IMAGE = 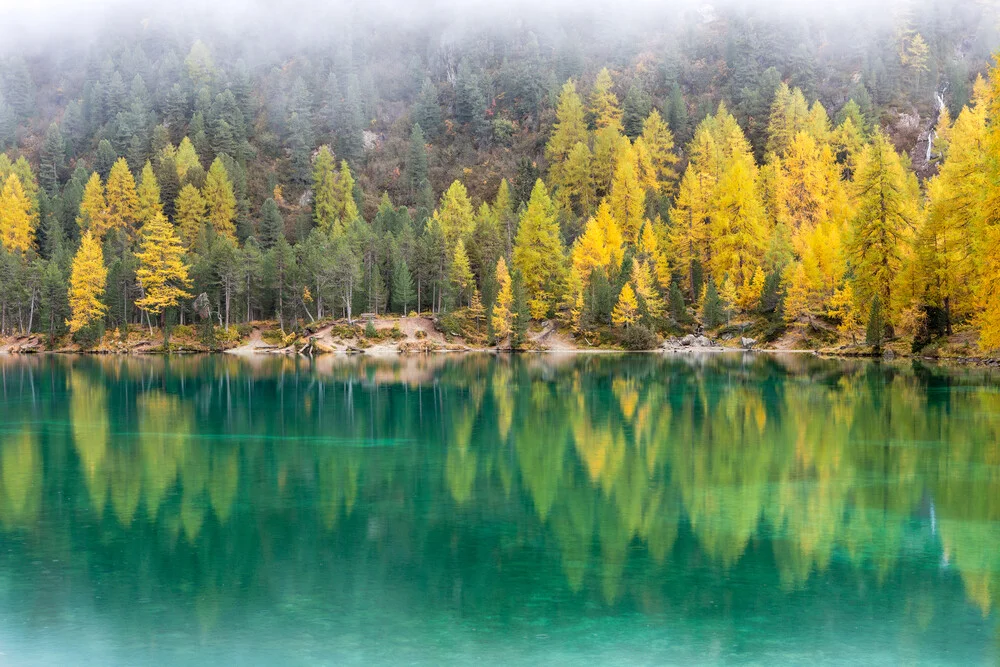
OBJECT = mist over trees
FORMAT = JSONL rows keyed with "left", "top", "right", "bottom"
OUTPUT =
{"left": 0, "top": 0, "right": 999, "bottom": 351}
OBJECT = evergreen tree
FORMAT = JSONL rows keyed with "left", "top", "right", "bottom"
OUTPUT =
{"left": 392, "top": 256, "right": 414, "bottom": 314}
{"left": 95, "top": 139, "right": 118, "bottom": 180}
{"left": 700, "top": 276, "right": 723, "bottom": 328}
{"left": 866, "top": 295, "right": 885, "bottom": 351}
{"left": 510, "top": 269, "right": 529, "bottom": 349}
{"left": 258, "top": 198, "right": 284, "bottom": 250}
{"left": 38, "top": 123, "right": 65, "bottom": 196}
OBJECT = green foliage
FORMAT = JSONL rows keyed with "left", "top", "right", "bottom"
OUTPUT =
{"left": 866, "top": 296, "right": 885, "bottom": 350}
{"left": 621, "top": 323, "right": 658, "bottom": 350}
{"left": 700, "top": 277, "right": 724, "bottom": 329}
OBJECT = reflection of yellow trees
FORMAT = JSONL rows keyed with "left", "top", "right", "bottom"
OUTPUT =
{"left": 7, "top": 354, "right": 1000, "bottom": 617}
{"left": 70, "top": 370, "right": 110, "bottom": 512}
{"left": 0, "top": 431, "right": 41, "bottom": 527}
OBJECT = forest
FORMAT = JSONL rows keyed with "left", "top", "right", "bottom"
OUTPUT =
{"left": 0, "top": 0, "right": 999, "bottom": 353}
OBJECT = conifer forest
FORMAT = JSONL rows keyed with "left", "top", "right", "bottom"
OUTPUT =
{"left": 0, "top": 0, "right": 999, "bottom": 355}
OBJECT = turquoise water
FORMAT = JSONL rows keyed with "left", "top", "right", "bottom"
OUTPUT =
{"left": 0, "top": 353, "right": 997, "bottom": 665}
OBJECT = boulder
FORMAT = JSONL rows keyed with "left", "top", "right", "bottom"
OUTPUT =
{"left": 740, "top": 337, "right": 757, "bottom": 349}
{"left": 680, "top": 334, "right": 696, "bottom": 346}
{"left": 695, "top": 335, "right": 713, "bottom": 347}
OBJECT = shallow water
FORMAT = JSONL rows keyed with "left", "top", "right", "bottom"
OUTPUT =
{"left": 0, "top": 352, "right": 997, "bottom": 665}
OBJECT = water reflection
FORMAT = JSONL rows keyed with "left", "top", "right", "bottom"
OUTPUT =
{"left": 0, "top": 353, "right": 998, "bottom": 663}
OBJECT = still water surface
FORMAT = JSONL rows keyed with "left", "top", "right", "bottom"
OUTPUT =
{"left": 0, "top": 353, "right": 997, "bottom": 665}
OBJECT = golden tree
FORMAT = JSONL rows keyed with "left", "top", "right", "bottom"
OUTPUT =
{"left": 202, "top": 158, "right": 237, "bottom": 239}
{"left": 105, "top": 158, "right": 139, "bottom": 235}
{"left": 67, "top": 231, "right": 107, "bottom": 333}
{"left": 612, "top": 283, "right": 639, "bottom": 327}
{"left": 77, "top": 172, "right": 108, "bottom": 236}
{"left": 0, "top": 174, "right": 35, "bottom": 253}
{"left": 135, "top": 212, "right": 192, "bottom": 328}
{"left": 492, "top": 256, "right": 513, "bottom": 340}
{"left": 175, "top": 184, "right": 207, "bottom": 249}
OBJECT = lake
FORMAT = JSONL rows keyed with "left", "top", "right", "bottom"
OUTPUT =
{"left": 0, "top": 353, "right": 997, "bottom": 665}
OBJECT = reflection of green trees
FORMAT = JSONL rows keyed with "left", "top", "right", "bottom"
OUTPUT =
{"left": 0, "top": 354, "right": 999, "bottom": 624}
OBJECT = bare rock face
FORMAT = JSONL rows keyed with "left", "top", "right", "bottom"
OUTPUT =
{"left": 663, "top": 334, "right": 717, "bottom": 351}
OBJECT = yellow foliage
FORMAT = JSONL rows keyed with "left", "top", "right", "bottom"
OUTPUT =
{"left": 67, "top": 231, "right": 108, "bottom": 333}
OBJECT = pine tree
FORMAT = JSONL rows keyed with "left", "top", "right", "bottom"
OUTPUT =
{"left": 511, "top": 269, "right": 529, "bottom": 349}
{"left": 38, "top": 123, "right": 65, "bottom": 196}
{"left": 202, "top": 158, "right": 237, "bottom": 239}
{"left": 392, "top": 256, "right": 414, "bottom": 314}
{"left": 700, "top": 276, "right": 723, "bottom": 328}
{"left": 135, "top": 212, "right": 192, "bottom": 328}
{"left": 866, "top": 295, "right": 885, "bottom": 350}
{"left": 175, "top": 184, "right": 206, "bottom": 249}
{"left": 136, "top": 161, "right": 162, "bottom": 228}
{"left": 105, "top": 158, "right": 139, "bottom": 235}
{"left": 512, "top": 180, "right": 566, "bottom": 319}
{"left": 0, "top": 174, "right": 35, "bottom": 253}
{"left": 668, "top": 281, "right": 687, "bottom": 323}
{"left": 258, "top": 198, "right": 284, "bottom": 250}
{"left": 406, "top": 124, "right": 432, "bottom": 208}
{"left": 66, "top": 231, "right": 107, "bottom": 334}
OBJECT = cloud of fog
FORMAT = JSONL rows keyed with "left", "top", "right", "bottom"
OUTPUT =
{"left": 0, "top": 0, "right": 917, "bottom": 57}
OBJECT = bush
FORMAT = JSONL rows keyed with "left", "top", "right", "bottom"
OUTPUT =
{"left": 172, "top": 324, "right": 196, "bottom": 339}
{"left": 621, "top": 325, "right": 658, "bottom": 350}
{"left": 236, "top": 323, "right": 253, "bottom": 338}
{"left": 365, "top": 319, "right": 377, "bottom": 338}
{"left": 415, "top": 329, "right": 427, "bottom": 340}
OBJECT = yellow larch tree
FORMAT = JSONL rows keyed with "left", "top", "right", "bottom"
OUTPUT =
{"left": 711, "top": 152, "right": 767, "bottom": 299}
{"left": 434, "top": 180, "right": 475, "bottom": 253}
{"left": 135, "top": 212, "right": 192, "bottom": 328}
{"left": 136, "top": 161, "right": 163, "bottom": 228}
{"left": 612, "top": 282, "right": 639, "bottom": 328}
{"left": 202, "top": 158, "right": 237, "bottom": 240}
{"left": 105, "top": 158, "right": 139, "bottom": 235}
{"left": 589, "top": 68, "right": 623, "bottom": 133}
{"left": 175, "top": 184, "right": 207, "bottom": 249}
{"left": 512, "top": 179, "right": 567, "bottom": 319}
{"left": 77, "top": 172, "right": 109, "bottom": 236}
{"left": 492, "top": 256, "right": 513, "bottom": 340}
{"left": 609, "top": 140, "right": 646, "bottom": 243}
{"left": 974, "top": 59, "right": 1000, "bottom": 350}
{"left": 546, "top": 80, "right": 589, "bottom": 202}
{"left": 66, "top": 231, "right": 107, "bottom": 333}
{"left": 630, "top": 258, "right": 663, "bottom": 319}
{"left": 0, "top": 174, "right": 36, "bottom": 253}
{"left": 639, "top": 109, "right": 679, "bottom": 194}
{"left": 174, "top": 137, "right": 201, "bottom": 181}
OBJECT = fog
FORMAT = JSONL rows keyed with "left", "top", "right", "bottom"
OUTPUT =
{"left": 0, "top": 0, "right": 940, "bottom": 56}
